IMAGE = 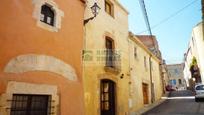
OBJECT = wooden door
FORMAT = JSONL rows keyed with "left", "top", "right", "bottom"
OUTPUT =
{"left": 101, "top": 79, "right": 116, "bottom": 115}
{"left": 142, "top": 83, "right": 149, "bottom": 104}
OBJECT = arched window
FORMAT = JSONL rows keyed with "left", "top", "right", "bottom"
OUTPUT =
{"left": 40, "top": 4, "right": 55, "bottom": 26}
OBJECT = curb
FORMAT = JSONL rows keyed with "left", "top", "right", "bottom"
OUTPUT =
{"left": 134, "top": 92, "right": 170, "bottom": 115}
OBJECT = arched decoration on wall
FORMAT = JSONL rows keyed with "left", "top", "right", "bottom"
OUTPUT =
{"left": 4, "top": 54, "right": 77, "bottom": 81}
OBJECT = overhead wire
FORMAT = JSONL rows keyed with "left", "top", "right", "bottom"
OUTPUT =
{"left": 139, "top": 0, "right": 153, "bottom": 35}
{"left": 137, "top": 0, "right": 200, "bottom": 34}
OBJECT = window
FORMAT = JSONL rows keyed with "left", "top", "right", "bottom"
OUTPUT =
{"left": 105, "top": 0, "right": 114, "bottom": 17}
{"left": 33, "top": 0, "right": 64, "bottom": 32}
{"left": 174, "top": 69, "right": 179, "bottom": 74}
{"left": 10, "top": 94, "right": 51, "bottom": 115}
{"left": 178, "top": 79, "right": 182, "bottom": 84}
{"left": 144, "top": 56, "right": 147, "bottom": 68}
{"left": 173, "top": 79, "right": 177, "bottom": 85}
{"left": 192, "top": 37, "right": 195, "bottom": 46}
{"left": 41, "top": 4, "right": 55, "bottom": 26}
{"left": 134, "top": 47, "right": 137, "bottom": 58}
{"left": 105, "top": 37, "right": 114, "bottom": 67}
{"left": 170, "top": 79, "right": 176, "bottom": 85}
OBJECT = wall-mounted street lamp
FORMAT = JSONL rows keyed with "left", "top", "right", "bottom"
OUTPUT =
{"left": 84, "top": 2, "right": 100, "bottom": 25}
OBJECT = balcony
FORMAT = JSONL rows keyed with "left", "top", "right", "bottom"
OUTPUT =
{"left": 104, "top": 49, "right": 121, "bottom": 74}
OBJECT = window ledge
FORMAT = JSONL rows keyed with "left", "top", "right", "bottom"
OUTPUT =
{"left": 37, "top": 21, "right": 58, "bottom": 32}
{"left": 104, "top": 66, "right": 121, "bottom": 74}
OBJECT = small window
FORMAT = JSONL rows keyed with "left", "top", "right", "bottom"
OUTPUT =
{"left": 178, "top": 79, "right": 182, "bottom": 84}
{"left": 174, "top": 69, "right": 179, "bottom": 74}
{"left": 144, "top": 56, "right": 147, "bottom": 68}
{"left": 173, "top": 79, "right": 177, "bottom": 85}
{"left": 10, "top": 94, "right": 51, "bottom": 115}
{"left": 105, "top": 0, "right": 114, "bottom": 17}
{"left": 134, "top": 47, "right": 137, "bottom": 58}
{"left": 41, "top": 4, "right": 55, "bottom": 26}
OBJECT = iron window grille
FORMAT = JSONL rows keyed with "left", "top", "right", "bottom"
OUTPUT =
{"left": 10, "top": 94, "right": 52, "bottom": 115}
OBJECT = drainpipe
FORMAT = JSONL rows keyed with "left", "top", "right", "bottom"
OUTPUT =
{"left": 149, "top": 55, "right": 154, "bottom": 103}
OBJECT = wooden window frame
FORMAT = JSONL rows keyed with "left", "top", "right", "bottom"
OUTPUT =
{"left": 105, "top": 0, "right": 114, "bottom": 17}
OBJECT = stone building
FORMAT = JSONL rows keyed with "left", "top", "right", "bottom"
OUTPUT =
{"left": 136, "top": 35, "right": 168, "bottom": 94}
{"left": 128, "top": 32, "right": 163, "bottom": 114}
{"left": 0, "top": 0, "right": 85, "bottom": 115}
{"left": 167, "top": 64, "right": 186, "bottom": 90}
{"left": 83, "top": 0, "right": 130, "bottom": 115}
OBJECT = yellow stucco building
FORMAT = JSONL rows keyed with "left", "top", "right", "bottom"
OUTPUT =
{"left": 83, "top": 0, "right": 130, "bottom": 115}
{"left": 128, "top": 32, "right": 163, "bottom": 114}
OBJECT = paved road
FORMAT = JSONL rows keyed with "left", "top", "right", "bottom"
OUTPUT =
{"left": 143, "top": 90, "right": 204, "bottom": 115}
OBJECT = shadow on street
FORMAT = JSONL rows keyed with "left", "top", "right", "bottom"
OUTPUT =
{"left": 143, "top": 90, "right": 204, "bottom": 115}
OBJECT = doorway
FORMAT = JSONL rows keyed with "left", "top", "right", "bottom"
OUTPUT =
{"left": 142, "top": 83, "right": 149, "bottom": 104}
{"left": 101, "top": 79, "right": 116, "bottom": 115}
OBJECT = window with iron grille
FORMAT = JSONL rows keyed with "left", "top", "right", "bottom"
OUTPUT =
{"left": 40, "top": 4, "right": 55, "bottom": 26}
{"left": 105, "top": 37, "right": 114, "bottom": 68}
{"left": 10, "top": 94, "right": 51, "bottom": 115}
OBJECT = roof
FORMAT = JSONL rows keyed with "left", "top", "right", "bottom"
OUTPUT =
{"left": 129, "top": 32, "right": 160, "bottom": 63}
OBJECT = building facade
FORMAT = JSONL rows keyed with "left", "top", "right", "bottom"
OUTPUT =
{"left": 0, "top": 0, "right": 85, "bottom": 115}
{"left": 128, "top": 32, "right": 163, "bottom": 114}
{"left": 136, "top": 35, "right": 168, "bottom": 94}
{"left": 183, "top": 47, "right": 194, "bottom": 88}
{"left": 161, "top": 60, "right": 170, "bottom": 92}
{"left": 83, "top": 0, "right": 130, "bottom": 115}
{"left": 167, "top": 64, "right": 186, "bottom": 90}
{"left": 183, "top": 22, "right": 204, "bottom": 89}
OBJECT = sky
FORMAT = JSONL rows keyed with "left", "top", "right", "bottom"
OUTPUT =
{"left": 119, "top": 0, "right": 202, "bottom": 64}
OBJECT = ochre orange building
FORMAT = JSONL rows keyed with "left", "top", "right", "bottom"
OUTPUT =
{"left": 0, "top": 0, "right": 85, "bottom": 115}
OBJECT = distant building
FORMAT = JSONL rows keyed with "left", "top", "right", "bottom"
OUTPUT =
{"left": 161, "top": 60, "right": 170, "bottom": 92}
{"left": 167, "top": 64, "right": 186, "bottom": 90}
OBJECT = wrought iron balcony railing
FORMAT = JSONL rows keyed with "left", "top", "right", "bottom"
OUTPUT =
{"left": 104, "top": 49, "right": 121, "bottom": 73}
